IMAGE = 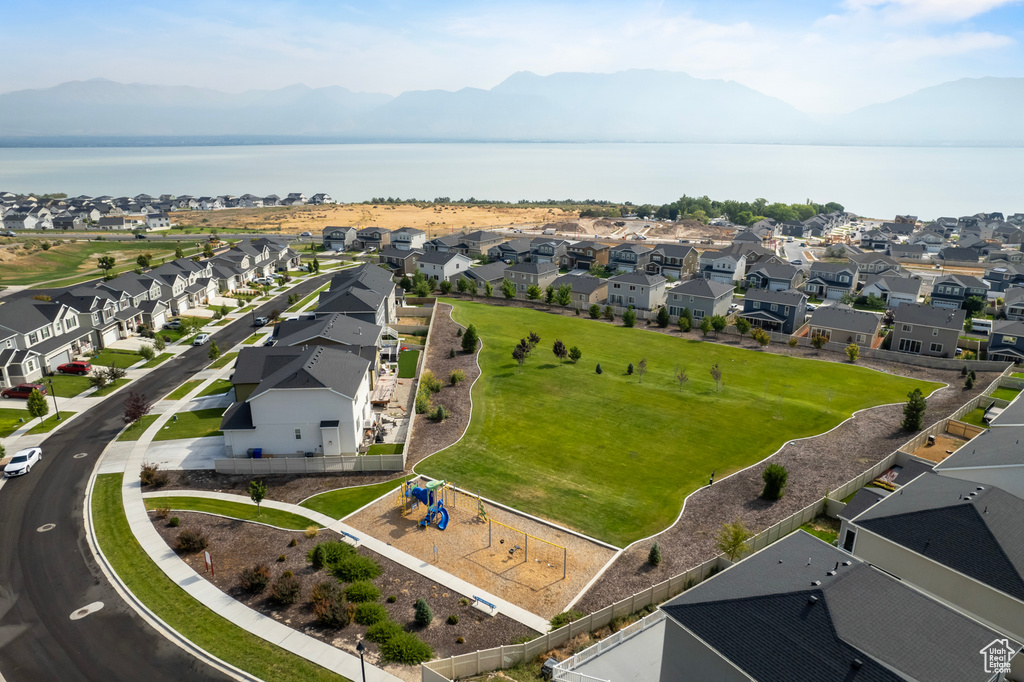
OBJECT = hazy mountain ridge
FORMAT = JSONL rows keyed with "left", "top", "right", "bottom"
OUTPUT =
{"left": 0, "top": 72, "right": 1020, "bottom": 145}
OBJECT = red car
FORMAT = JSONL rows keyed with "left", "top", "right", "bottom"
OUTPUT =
{"left": 1, "top": 383, "right": 47, "bottom": 399}
{"left": 57, "top": 361, "right": 92, "bottom": 375}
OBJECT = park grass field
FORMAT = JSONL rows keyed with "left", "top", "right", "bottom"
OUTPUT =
{"left": 417, "top": 300, "right": 942, "bottom": 546}
{"left": 0, "top": 240, "right": 199, "bottom": 286}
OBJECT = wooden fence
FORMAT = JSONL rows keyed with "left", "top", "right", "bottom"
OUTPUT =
{"left": 214, "top": 454, "right": 404, "bottom": 475}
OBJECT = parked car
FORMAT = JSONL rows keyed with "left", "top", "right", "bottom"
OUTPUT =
{"left": 163, "top": 319, "right": 183, "bottom": 330}
{"left": 4, "top": 447, "right": 42, "bottom": 477}
{"left": 253, "top": 317, "right": 269, "bottom": 327}
{"left": 134, "top": 233, "right": 147, "bottom": 240}
{"left": 1, "top": 383, "right": 47, "bottom": 399}
{"left": 3, "top": 230, "right": 17, "bottom": 237}
{"left": 790, "top": 259, "right": 803, "bottom": 266}
{"left": 300, "top": 231, "right": 313, "bottom": 237}
{"left": 252, "top": 277, "right": 273, "bottom": 286}
{"left": 263, "top": 339, "right": 276, "bottom": 347}
{"left": 57, "top": 361, "right": 92, "bottom": 375}
{"left": 192, "top": 333, "right": 210, "bottom": 346}
{"left": 806, "top": 303, "right": 818, "bottom": 311}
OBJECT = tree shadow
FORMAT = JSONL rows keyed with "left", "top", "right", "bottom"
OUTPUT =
{"left": 537, "top": 363, "right": 558, "bottom": 370}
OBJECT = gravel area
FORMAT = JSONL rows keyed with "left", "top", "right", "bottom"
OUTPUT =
{"left": 151, "top": 512, "right": 535, "bottom": 680}
{"left": 154, "top": 470, "right": 405, "bottom": 504}
{"left": 406, "top": 302, "right": 481, "bottom": 467}
{"left": 573, "top": 368, "right": 997, "bottom": 613}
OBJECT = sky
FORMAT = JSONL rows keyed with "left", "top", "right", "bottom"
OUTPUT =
{"left": 3, "top": 0, "right": 1023, "bottom": 113}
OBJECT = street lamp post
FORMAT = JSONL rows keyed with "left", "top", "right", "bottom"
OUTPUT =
{"left": 46, "top": 379, "right": 61, "bottom": 421}
{"left": 356, "top": 641, "right": 366, "bottom": 682}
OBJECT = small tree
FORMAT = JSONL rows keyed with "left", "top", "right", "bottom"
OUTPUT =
{"left": 636, "top": 358, "right": 648, "bottom": 383}
{"left": 136, "top": 253, "right": 153, "bottom": 270}
{"left": 461, "top": 324, "right": 479, "bottom": 353}
{"left": 154, "top": 334, "right": 166, "bottom": 351}
{"left": 902, "top": 388, "right": 927, "bottom": 432}
{"left": 203, "top": 243, "right": 215, "bottom": 258}
{"left": 484, "top": 281, "right": 493, "bottom": 298}
{"left": 622, "top": 307, "right": 637, "bottom": 328}
{"left": 174, "top": 246, "right": 185, "bottom": 259}
{"left": 97, "top": 256, "right": 115, "bottom": 279}
{"left": 751, "top": 328, "right": 770, "bottom": 347}
{"left": 716, "top": 518, "right": 753, "bottom": 562}
{"left": 122, "top": 389, "right": 152, "bottom": 425}
{"left": 627, "top": 363, "right": 634, "bottom": 375}
{"left": 965, "top": 374, "right": 975, "bottom": 390}
{"left": 455, "top": 276, "right": 470, "bottom": 294}
{"left": 545, "top": 285, "right": 555, "bottom": 304}
{"left": 555, "top": 284, "right": 573, "bottom": 307}
{"left": 568, "top": 346, "right": 582, "bottom": 363}
{"left": 414, "top": 598, "right": 433, "bottom": 626}
{"left": 761, "top": 463, "right": 789, "bottom": 501}
{"left": 709, "top": 363, "right": 722, "bottom": 392}
{"left": 526, "top": 284, "right": 542, "bottom": 301}
{"left": 138, "top": 344, "right": 155, "bottom": 361}
{"left": 27, "top": 388, "right": 49, "bottom": 425}
{"left": 675, "top": 365, "right": 689, "bottom": 390}
{"left": 603, "top": 305, "right": 615, "bottom": 321}
{"left": 528, "top": 331, "right": 541, "bottom": 351}
{"left": 501, "top": 278, "right": 516, "bottom": 300}
{"left": 699, "top": 317, "right": 712, "bottom": 337}
{"left": 552, "top": 339, "right": 568, "bottom": 363}
{"left": 208, "top": 340, "right": 221, "bottom": 360}
{"left": 810, "top": 334, "right": 828, "bottom": 350}
{"left": 678, "top": 316, "right": 692, "bottom": 333}
{"left": 512, "top": 344, "right": 526, "bottom": 372}
{"left": 656, "top": 306, "right": 670, "bottom": 328}
{"left": 311, "top": 256, "right": 320, "bottom": 273}
{"left": 845, "top": 343, "right": 859, "bottom": 363}
{"left": 710, "top": 314, "right": 727, "bottom": 337}
{"left": 439, "top": 279, "right": 452, "bottom": 294}
{"left": 589, "top": 304, "right": 600, "bottom": 319}
{"left": 648, "top": 542, "right": 662, "bottom": 567}
{"left": 735, "top": 317, "right": 751, "bottom": 337}
{"left": 595, "top": 363, "right": 603, "bottom": 374}
{"left": 248, "top": 479, "right": 267, "bottom": 517}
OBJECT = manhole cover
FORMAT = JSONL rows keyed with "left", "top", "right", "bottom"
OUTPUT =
{"left": 73, "top": 453, "right": 89, "bottom": 459}
{"left": 69, "top": 602, "right": 104, "bottom": 620}
{"left": 37, "top": 523, "right": 56, "bottom": 533}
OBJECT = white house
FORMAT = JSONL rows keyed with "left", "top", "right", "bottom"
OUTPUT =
{"left": 145, "top": 213, "right": 171, "bottom": 229}
{"left": 416, "top": 251, "right": 473, "bottom": 283}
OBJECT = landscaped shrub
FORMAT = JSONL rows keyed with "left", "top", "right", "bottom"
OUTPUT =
{"left": 168, "top": 516, "right": 180, "bottom": 527}
{"left": 965, "top": 375, "right": 974, "bottom": 389}
{"left": 333, "top": 553, "right": 382, "bottom": 582}
{"left": 270, "top": 572, "right": 302, "bottom": 605}
{"left": 415, "top": 387, "right": 433, "bottom": 414}
{"left": 414, "top": 598, "right": 434, "bottom": 626}
{"left": 761, "top": 463, "right": 789, "bottom": 501}
{"left": 421, "top": 371, "right": 443, "bottom": 393}
{"left": 289, "top": 538, "right": 298, "bottom": 547}
{"left": 278, "top": 554, "right": 287, "bottom": 562}
{"left": 311, "top": 580, "right": 344, "bottom": 604}
{"left": 622, "top": 307, "right": 637, "bottom": 328}
{"left": 239, "top": 564, "right": 271, "bottom": 593}
{"left": 139, "top": 462, "right": 169, "bottom": 488}
{"left": 449, "top": 347, "right": 456, "bottom": 358}
{"left": 456, "top": 327, "right": 463, "bottom": 337}
{"left": 154, "top": 505, "right": 170, "bottom": 519}
{"left": 449, "top": 369, "right": 465, "bottom": 385}
{"left": 344, "top": 580, "right": 381, "bottom": 603}
{"left": 304, "top": 526, "right": 319, "bottom": 539}
{"left": 447, "top": 614, "right": 459, "bottom": 625}
{"left": 589, "top": 304, "right": 600, "bottom": 319}
{"left": 429, "top": 404, "right": 450, "bottom": 422}
{"left": 379, "top": 631, "right": 434, "bottom": 665}
{"left": 461, "top": 324, "right": 479, "bottom": 353}
{"left": 550, "top": 609, "right": 584, "bottom": 629}
{"left": 648, "top": 542, "right": 661, "bottom": 566}
{"left": 366, "top": 619, "right": 404, "bottom": 644}
{"left": 627, "top": 363, "right": 634, "bottom": 375}
{"left": 354, "top": 602, "right": 389, "bottom": 626}
{"left": 174, "top": 529, "right": 209, "bottom": 553}
{"left": 138, "top": 344, "right": 156, "bottom": 361}
{"left": 456, "top": 636, "right": 465, "bottom": 644}
{"left": 595, "top": 363, "right": 602, "bottom": 374}
{"left": 387, "top": 595, "right": 398, "bottom": 603}
{"left": 308, "top": 540, "right": 353, "bottom": 570}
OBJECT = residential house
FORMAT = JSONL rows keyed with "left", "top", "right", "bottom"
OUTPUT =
{"left": 807, "top": 305, "right": 881, "bottom": 347}
{"left": 457, "top": 262, "right": 507, "bottom": 294}
{"left": 1005, "top": 287, "right": 1024, "bottom": 321}
{"left": 415, "top": 251, "right": 473, "bottom": 284}
{"left": 273, "top": 314, "right": 383, "bottom": 367}
{"left": 322, "top": 226, "right": 358, "bottom": 251}
{"left": 930, "top": 274, "right": 988, "bottom": 310}
{"left": 959, "top": 238, "right": 1001, "bottom": 259}
{"left": 3, "top": 213, "right": 38, "bottom": 230}
{"left": 778, "top": 219, "right": 805, "bottom": 238}
{"left": 645, "top": 244, "right": 699, "bottom": 280}
{"left": 458, "top": 230, "right": 504, "bottom": 256}
{"left": 804, "top": 263, "right": 857, "bottom": 300}
{"left": 560, "top": 241, "right": 610, "bottom": 271}
{"left": 860, "top": 274, "right": 921, "bottom": 308}
{"left": 54, "top": 287, "right": 121, "bottom": 348}
{"left": 988, "top": 250, "right": 1024, "bottom": 265}
{"left": 52, "top": 215, "right": 85, "bottom": 231}
{"left": 984, "top": 264, "right": 1024, "bottom": 293}
{"left": 377, "top": 247, "right": 422, "bottom": 276}
{"left": 848, "top": 253, "right": 902, "bottom": 282}
{"left": 986, "top": 320, "right": 1024, "bottom": 363}
{"left": 859, "top": 230, "right": 891, "bottom": 251}
{"left": 97, "top": 216, "right": 132, "bottom": 230}
{"left": 938, "top": 246, "right": 981, "bottom": 263}
{"left": 487, "top": 238, "right": 532, "bottom": 264}
{"left": 745, "top": 263, "right": 802, "bottom": 292}
{"left": 145, "top": 213, "right": 171, "bottom": 229}
{"left": 607, "top": 243, "right": 652, "bottom": 273}
{"left": 731, "top": 230, "right": 763, "bottom": 245}
{"left": 550, "top": 274, "right": 608, "bottom": 309}
{"left": 894, "top": 214, "right": 918, "bottom": 224}
{"left": 220, "top": 345, "right": 373, "bottom": 458}
{"left": 890, "top": 304, "right": 965, "bottom": 357}
{"left": 667, "top": 279, "right": 733, "bottom": 321}
{"left": 262, "top": 195, "right": 281, "bottom": 207}
{"left": 739, "top": 289, "right": 807, "bottom": 334}
{"left": 283, "top": 192, "right": 307, "bottom": 206}
{"left": 0, "top": 298, "right": 93, "bottom": 377}
{"left": 606, "top": 273, "right": 667, "bottom": 311}
{"left": 879, "top": 221, "right": 916, "bottom": 238}
{"left": 529, "top": 238, "right": 569, "bottom": 264}
{"left": 909, "top": 229, "right": 945, "bottom": 253}
{"left": 887, "top": 243, "right": 929, "bottom": 260}
{"left": 97, "top": 272, "right": 169, "bottom": 331}
{"left": 389, "top": 227, "right": 426, "bottom": 251}
{"left": 315, "top": 264, "right": 398, "bottom": 327}
{"left": 250, "top": 237, "right": 300, "bottom": 272}
{"left": 355, "top": 227, "right": 391, "bottom": 252}
{"left": 699, "top": 251, "right": 746, "bottom": 284}
{"left": 309, "top": 193, "right": 334, "bottom": 205}
{"left": 506, "top": 261, "right": 558, "bottom": 298}
{"left": 422, "top": 234, "right": 464, "bottom": 253}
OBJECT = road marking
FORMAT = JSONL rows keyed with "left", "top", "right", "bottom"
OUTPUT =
{"left": 0, "top": 477, "right": 6, "bottom": 495}
{"left": 36, "top": 523, "right": 56, "bottom": 533}
{"left": 73, "top": 453, "right": 89, "bottom": 459}
{"left": 69, "top": 602, "right": 104, "bottom": 620}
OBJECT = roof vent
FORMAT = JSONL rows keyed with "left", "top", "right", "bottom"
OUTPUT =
{"left": 976, "top": 486, "right": 984, "bottom": 491}
{"left": 808, "top": 595, "right": 818, "bottom": 605}
{"left": 827, "top": 570, "right": 837, "bottom": 577}
{"left": 851, "top": 659, "right": 863, "bottom": 670}
{"left": 807, "top": 558, "right": 812, "bottom": 566}
{"left": 984, "top": 506, "right": 988, "bottom": 514}
{"left": 842, "top": 561, "right": 852, "bottom": 566}
{"left": 811, "top": 580, "right": 821, "bottom": 586}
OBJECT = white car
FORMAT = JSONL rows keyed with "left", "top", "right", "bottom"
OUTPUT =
{"left": 5, "top": 447, "right": 42, "bottom": 477}
{"left": 806, "top": 303, "right": 818, "bottom": 311}
{"left": 193, "top": 333, "right": 211, "bottom": 346}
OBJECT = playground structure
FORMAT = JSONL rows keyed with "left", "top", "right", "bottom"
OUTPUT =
{"left": 400, "top": 478, "right": 452, "bottom": 530}
{"left": 484, "top": 516, "right": 568, "bottom": 581}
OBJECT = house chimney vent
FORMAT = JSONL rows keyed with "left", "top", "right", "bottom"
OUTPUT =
{"left": 808, "top": 595, "right": 818, "bottom": 604}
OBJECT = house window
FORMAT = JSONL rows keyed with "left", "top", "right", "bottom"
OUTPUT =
{"left": 898, "top": 338, "right": 922, "bottom": 353}
{"left": 295, "top": 429, "right": 302, "bottom": 440}
{"left": 901, "top": 324, "right": 912, "bottom": 332}
{"left": 693, "top": 309, "right": 705, "bottom": 319}
{"left": 29, "top": 332, "right": 38, "bottom": 344}
{"left": 1004, "top": 336, "right": 1018, "bottom": 344}
{"left": 770, "top": 304, "right": 778, "bottom": 312}
{"left": 42, "top": 327, "right": 51, "bottom": 339}
{"left": 628, "top": 297, "right": 635, "bottom": 304}
{"left": 752, "top": 301, "right": 760, "bottom": 309}
{"left": 856, "top": 334, "right": 865, "bottom": 343}
{"left": 930, "top": 343, "right": 943, "bottom": 353}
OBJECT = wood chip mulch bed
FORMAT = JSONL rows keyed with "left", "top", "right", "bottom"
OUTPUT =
{"left": 155, "top": 469, "right": 403, "bottom": 505}
{"left": 151, "top": 512, "right": 536, "bottom": 680}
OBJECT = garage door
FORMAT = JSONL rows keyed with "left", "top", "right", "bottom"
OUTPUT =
{"left": 102, "top": 326, "right": 119, "bottom": 346}
{"left": 48, "top": 350, "right": 71, "bottom": 371}
{"left": 151, "top": 311, "right": 167, "bottom": 329}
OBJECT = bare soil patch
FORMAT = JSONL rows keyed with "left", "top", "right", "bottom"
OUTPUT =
{"left": 151, "top": 511, "right": 535, "bottom": 680}
{"left": 912, "top": 434, "right": 969, "bottom": 463}
{"left": 346, "top": 489, "right": 617, "bottom": 620}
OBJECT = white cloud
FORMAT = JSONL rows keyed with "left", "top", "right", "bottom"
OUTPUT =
{"left": 840, "top": 0, "right": 1022, "bottom": 24}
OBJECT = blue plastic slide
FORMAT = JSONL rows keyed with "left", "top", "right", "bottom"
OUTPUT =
{"left": 437, "top": 506, "right": 450, "bottom": 531}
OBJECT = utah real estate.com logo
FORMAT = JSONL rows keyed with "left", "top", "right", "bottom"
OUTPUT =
{"left": 980, "top": 638, "right": 1013, "bottom": 674}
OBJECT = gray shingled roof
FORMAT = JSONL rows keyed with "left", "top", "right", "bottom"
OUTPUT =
{"left": 661, "top": 531, "right": 1016, "bottom": 682}
{"left": 669, "top": 278, "right": 734, "bottom": 299}
{"left": 416, "top": 251, "right": 465, "bottom": 266}
{"left": 507, "top": 261, "right": 558, "bottom": 275}
{"left": 807, "top": 306, "right": 881, "bottom": 335}
{"left": 462, "top": 262, "right": 508, "bottom": 283}
{"left": 893, "top": 303, "right": 965, "bottom": 329}
{"left": 608, "top": 272, "right": 665, "bottom": 286}
{"left": 1005, "top": 287, "right": 1024, "bottom": 306}
{"left": 748, "top": 263, "right": 799, "bottom": 281}
{"left": 863, "top": 274, "right": 921, "bottom": 296}
{"left": 551, "top": 274, "right": 607, "bottom": 295}
{"left": 935, "top": 420, "right": 1024, "bottom": 468}
{"left": 274, "top": 314, "right": 382, "bottom": 348}
{"left": 234, "top": 345, "right": 371, "bottom": 401}
{"left": 744, "top": 288, "right": 807, "bottom": 306}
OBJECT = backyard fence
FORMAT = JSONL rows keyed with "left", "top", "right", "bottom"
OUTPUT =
{"left": 214, "top": 454, "right": 404, "bottom": 475}
{"left": 552, "top": 611, "right": 665, "bottom": 681}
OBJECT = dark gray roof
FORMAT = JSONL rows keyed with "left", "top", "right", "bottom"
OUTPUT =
{"left": 993, "top": 319, "right": 1024, "bottom": 336}
{"left": 378, "top": 246, "right": 420, "bottom": 259}
{"left": 491, "top": 237, "right": 531, "bottom": 253}
{"left": 416, "top": 251, "right": 467, "bottom": 266}
{"left": 462, "top": 262, "right": 507, "bottom": 283}
{"left": 274, "top": 314, "right": 382, "bottom": 348}
{"left": 838, "top": 486, "right": 888, "bottom": 521}
{"left": 234, "top": 345, "right": 370, "bottom": 401}
{"left": 934, "top": 274, "right": 988, "bottom": 289}
{"left": 650, "top": 243, "right": 697, "bottom": 259}
{"left": 551, "top": 274, "right": 607, "bottom": 296}
{"left": 322, "top": 225, "right": 356, "bottom": 236}
{"left": 863, "top": 274, "right": 921, "bottom": 296}
{"left": 507, "top": 261, "right": 557, "bottom": 275}
{"left": 0, "top": 299, "right": 59, "bottom": 334}
{"left": 662, "top": 531, "right": 1016, "bottom": 682}
{"left": 391, "top": 227, "right": 425, "bottom": 237}
{"left": 608, "top": 272, "right": 665, "bottom": 286}
{"left": 669, "top": 278, "right": 733, "bottom": 299}
{"left": 610, "top": 243, "right": 652, "bottom": 256}
{"left": 747, "top": 263, "right": 799, "bottom": 281}
{"left": 986, "top": 393, "right": 1024, "bottom": 428}
{"left": 935, "top": 419, "right": 1024, "bottom": 468}
{"left": 744, "top": 288, "right": 807, "bottom": 306}
{"left": 849, "top": 253, "right": 899, "bottom": 266}
{"left": 808, "top": 306, "right": 881, "bottom": 335}
{"left": 220, "top": 401, "right": 255, "bottom": 431}
{"left": 809, "top": 262, "right": 857, "bottom": 275}
{"left": 854, "top": 471, "right": 1024, "bottom": 600}
{"left": 461, "top": 230, "right": 503, "bottom": 242}
{"left": 1005, "top": 287, "right": 1024, "bottom": 306}
{"left": 893, "top": 303, "right": 965, "bottom": 330}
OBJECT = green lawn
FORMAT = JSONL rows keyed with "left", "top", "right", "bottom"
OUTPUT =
{"left": 197, "top": 379, "right": 233, "bottom": 397}
{"left": 991, "top": 387, "right": 1021, "bottom": 402}
{"left": 141, "top": 353, "right": 174, "bottom": 369}
{"left": 90, "top": 349, "right": 145, "bottom": 368}
{"left": 42, "top": 374, "right": 93, "bottom": 398}
{"left": 958, "top": 407, "right": 990, "bottom": 429}
{"left": 397, "top": 350, "right": 420, "bottom": 378}
{"left": 93, "top": 378, "right": 130, "bottom": 397}
{"left": 153, "top": 408, "right": 225, "bottom": 441}
{"left": 118, "top": 414, "right": 160, "bottom": 441}
{"left": 164, "top": 380, "right": 202, "bottom": 401}
{"left": 417, "top": 300, "right": 941, "bottom": 546}
{"left": 26, "top": 412, "right": 76, "bottom": 435}
{"left": 797, "top": 516, "right": 840, "bottom": 545}
{"left": 144, "top": 496, "right": 322, "bottom": 530}
{"left": 366, "top": 443, "right": 404, "bottom": 455}
{"left": 242, "top": 334, "right": 262, "bottom": 345}
{"left": 157, "top": 316, "right": 210, "bottom": 343}
{"left": 300, "top": 479, "right": 403, "bottom": 520}
{"left": 1011, "top": 373, "right": 1024, "bottom": 379}
{"left": 209, "top": 352, "right": 238, "bottom": 369}
{"left": 0, "top": 409, "right": 32, "bottom": 438}
{"left": 0, "top": 240, "right": 199, "bottom": 286}
{"left": 91, "top": 474, "right": 346, "bottom": 682}
{"left": 287, "top": 281, "right": 331, "bottom": 313}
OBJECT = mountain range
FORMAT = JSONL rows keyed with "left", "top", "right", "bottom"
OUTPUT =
{"left": 1, "top": 70, "right": 1021, "bottom": 146}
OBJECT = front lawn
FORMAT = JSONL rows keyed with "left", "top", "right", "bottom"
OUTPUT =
{"left": 91, "top": 474, "right": 346, "bottom": 682}
{"left": 209, "top": 351, "right": 238, "bottom": 369}
{"left": 287, "top": 281, "right": 331, "bottom": 313}
{"left": 243, "top": 334, "right": 262, "bottom": 345}
{"left": 92, "top": 378, "right": 130, "bottom": 397}
{"left": 197, "top": 379, "right": 233, "bottom": 397}
{"left": 417, "top": 300, "right": 941, "bottom": 546}
{"left": 0, "top": 409, "right": 31, "bottom": 438}
{"left": 152, "top": 408, "right": 225, "bottom": 441}
{"left": 300, "top": 479, "right": 402, "bottom": 520}
{"left": 25, "top": 412, "right": 76, "bottom": 435}
{"left": 164, "top": 380, "right": 202, "bottom": 401}
{"left": 144, "top": 496, "right": 322, "bottom": 530}
{"left": 118, "top": 414, "right": 160, "bottom": 441}
{"left": 42, "top": 374, "right": 93, "bottom": 398}
{"left": 141, "top": 353, "right": 174, "bottom": 369}
{"left": 397, "top": 350, "right": 420, "bottom": 378}
{"left": 90, "top": 349, "right": 145, "bottom": 368}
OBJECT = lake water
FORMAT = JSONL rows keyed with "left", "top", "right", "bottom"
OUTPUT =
{"left": 0, "top": 142, "right": 1021, "bottom": 219}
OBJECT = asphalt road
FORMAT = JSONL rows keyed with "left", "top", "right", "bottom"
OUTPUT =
{"left": 0, "top": 272, "right": 332, "bottom": 682}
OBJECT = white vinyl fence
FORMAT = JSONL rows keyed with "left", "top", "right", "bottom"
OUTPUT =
{"left": 214, "top": 454, "right": 404, "bottom": 474}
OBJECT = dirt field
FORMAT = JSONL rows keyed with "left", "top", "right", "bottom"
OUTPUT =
{"left": 170, "top": 203, "right": 576, "bottom": 237}
{"left": 912, "top": 434, "right": 970, "bottom": 463}
{"left": 346, "top": 484, "right": 617, "bottom": 619}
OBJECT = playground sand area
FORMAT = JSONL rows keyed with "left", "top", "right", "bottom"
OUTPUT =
{"left": 346, "top": 486, "right": 618, "bottom": 619}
